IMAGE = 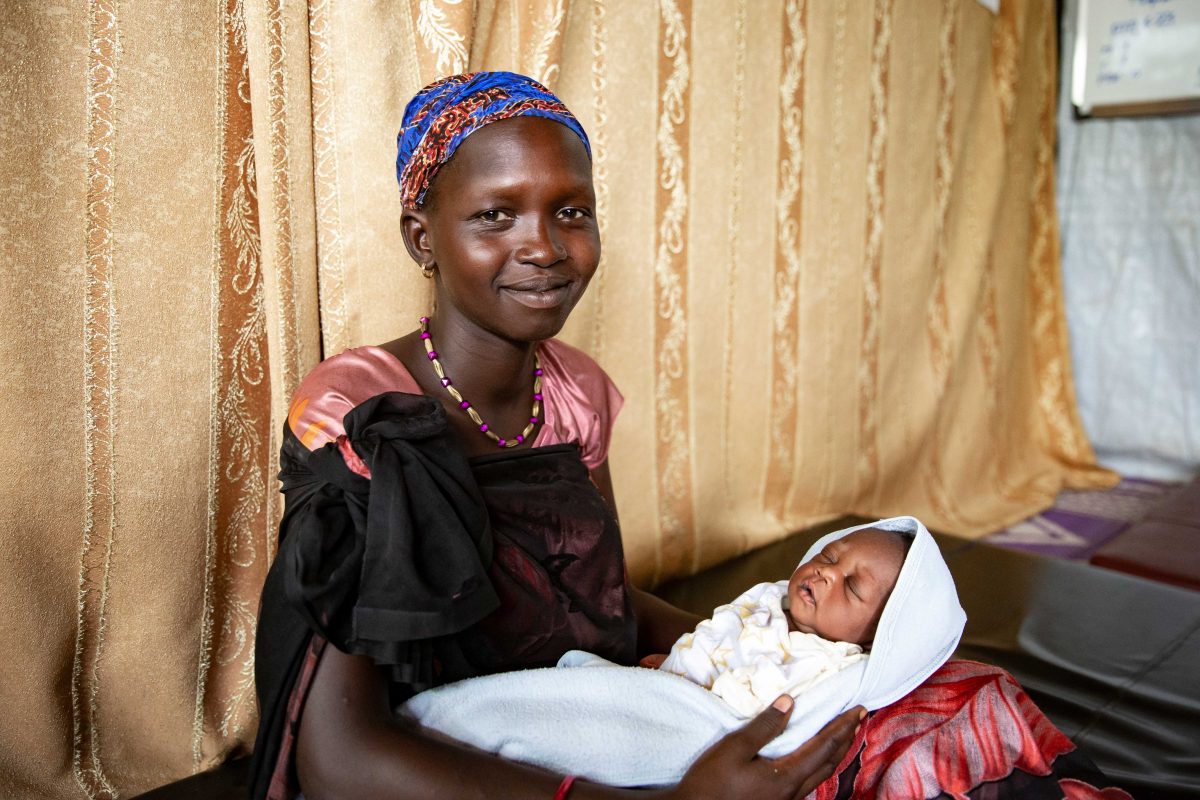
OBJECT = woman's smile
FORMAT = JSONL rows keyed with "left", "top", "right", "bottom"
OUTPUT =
{"left": 499, "top": 275, "right": 574, "bottom": 309}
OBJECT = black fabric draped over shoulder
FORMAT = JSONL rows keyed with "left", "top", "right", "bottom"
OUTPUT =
{"left": 279, "top": 392, "right": 498, "bottom": 683}
{"left": 250, "top": 391, "right": 636, "bottom": 799}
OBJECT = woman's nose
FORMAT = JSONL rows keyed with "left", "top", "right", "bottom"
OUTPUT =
{"left": 516, "top": 216, "right": 566, "bottom": 266}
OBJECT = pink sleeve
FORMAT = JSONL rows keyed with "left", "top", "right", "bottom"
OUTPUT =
{"left": 537, "top": 340, "right": 624, "bottom": 470}
{"left": 286, "top": 347, "right": 422, "bottom": 451}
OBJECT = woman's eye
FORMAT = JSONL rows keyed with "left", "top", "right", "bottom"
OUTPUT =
{"left": 558, "top": 207, "right": 591, "bottom": 220}
{"left": 477, "top": 209, "right": 510, "bottom": 223}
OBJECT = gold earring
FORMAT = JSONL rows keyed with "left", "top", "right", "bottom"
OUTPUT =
{"left": 421, "top": 262, "right": 435, "bottom": 279}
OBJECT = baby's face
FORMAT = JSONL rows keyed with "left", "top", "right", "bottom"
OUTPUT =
{"left": 785, "top": 528, "right": 905, "bottom": 645}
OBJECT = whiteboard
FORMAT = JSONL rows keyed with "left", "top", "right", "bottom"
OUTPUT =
{"left": 1071, "top": 0, "right": 1200, "bottom": 115}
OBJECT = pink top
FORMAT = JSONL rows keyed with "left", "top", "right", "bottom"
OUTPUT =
{"left": 287, "top": 339, "right": 622, "bottom": 472}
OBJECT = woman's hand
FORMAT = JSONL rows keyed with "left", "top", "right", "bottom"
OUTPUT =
{"left": 670, "top": 696, "right": 864, "bottom": 800}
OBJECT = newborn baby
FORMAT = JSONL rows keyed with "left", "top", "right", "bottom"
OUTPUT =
{"left": 657, "top": 528, "right": 910, "bottom": 717}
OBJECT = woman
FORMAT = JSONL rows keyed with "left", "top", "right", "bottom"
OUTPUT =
{"left": 249, "top": 72, "right": 862, "bottom": 800}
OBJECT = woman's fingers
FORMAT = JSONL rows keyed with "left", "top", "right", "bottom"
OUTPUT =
{"left": 724, "top": 694, "right": 796, "bottom": 760}
{"left": 674, "top": 695, "right": 794, "bottom": 798}
{"left": 676, "top": 698, "right": 862, "bottom": 800}
{"left": 739, "top": 695, "right": 796, "bottom": 753}
{"left": 771, "top": 705, "right": 865, "bottom": 797}
{"left": 638, "top": 653, "right": 667, "bottom": 669}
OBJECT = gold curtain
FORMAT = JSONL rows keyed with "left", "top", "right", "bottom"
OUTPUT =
{"left": 0, "top": 1, "right": 1114, "bottom": 797}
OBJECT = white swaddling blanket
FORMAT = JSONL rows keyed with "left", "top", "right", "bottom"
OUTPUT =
{"left": 659, "top": 581, "right": 866, "bottom": 718}
{"left": 401, "top": 516, "right": 966, "bottom": 787}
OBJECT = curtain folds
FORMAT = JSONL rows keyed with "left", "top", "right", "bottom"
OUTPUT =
{"left": 0, "top": 1, "right": 1113, "bottom": 797}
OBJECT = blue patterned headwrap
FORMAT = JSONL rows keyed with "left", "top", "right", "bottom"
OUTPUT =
{"left": 395, "top": 71, "right": 591, "bottom": 208}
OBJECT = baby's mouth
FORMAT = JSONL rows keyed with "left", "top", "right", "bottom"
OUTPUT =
{"left": 798, "top": 582, "right": 816, "bottom": 607}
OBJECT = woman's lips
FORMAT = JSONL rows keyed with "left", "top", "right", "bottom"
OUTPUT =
{"left": 500, "top": 280, "right": 572, "bottom": 309}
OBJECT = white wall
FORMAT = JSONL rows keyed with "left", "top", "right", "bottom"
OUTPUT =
{"left": 1058, "top": 0, "right": 1200, "bottom": 481}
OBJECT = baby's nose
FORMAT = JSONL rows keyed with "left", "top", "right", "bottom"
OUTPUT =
{"left": 819, "top": 564, "right": 843, "bottom": 583}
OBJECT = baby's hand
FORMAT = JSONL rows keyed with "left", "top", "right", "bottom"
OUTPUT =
{"left": 639, "top": 653, "right": 667, "bottom": 669}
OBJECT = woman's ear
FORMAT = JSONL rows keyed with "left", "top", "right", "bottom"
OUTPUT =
{"left": 400, "top": 207, "right": 433, "bottom": 267}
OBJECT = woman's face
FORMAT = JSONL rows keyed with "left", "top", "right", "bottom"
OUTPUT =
{"left": 408, "top": 116, "right": 600, "bottom": 344}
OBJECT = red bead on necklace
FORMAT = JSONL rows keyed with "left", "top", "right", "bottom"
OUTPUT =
{"left": 420, "top": 316, "right": 543, "bottom": 448}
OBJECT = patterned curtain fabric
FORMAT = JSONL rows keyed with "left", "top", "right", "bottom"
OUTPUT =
{"left": 0, "top": 1, "right": 1113, "bottom": 797}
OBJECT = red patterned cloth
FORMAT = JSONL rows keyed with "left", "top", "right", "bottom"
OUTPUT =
{"left": 809, "top": 660, "right": 1132, "bottom": 800}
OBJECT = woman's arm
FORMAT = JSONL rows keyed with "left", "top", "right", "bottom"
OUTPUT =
{"left": 296, "top": 646, "right": 862, "bottom": 800}
{"left": 631, "top": 587, "right": 701, "bottom": 657}
{"left": 590, "top": 459, "right": 703, "bottom": 656}
{"left": 296, "top": 645, "right": 658, "bottom": 800}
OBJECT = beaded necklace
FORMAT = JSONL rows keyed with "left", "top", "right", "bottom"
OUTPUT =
{"left": 420, "top": 316, "right": 543, "bottom": 448}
